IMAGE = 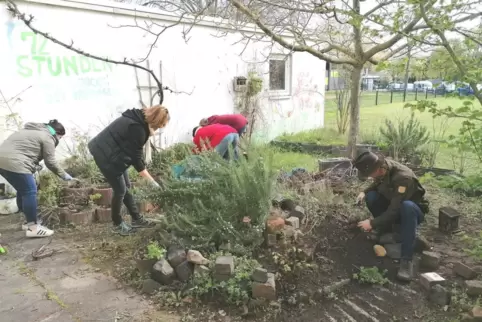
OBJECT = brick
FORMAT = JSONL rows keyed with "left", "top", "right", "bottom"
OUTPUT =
{"left": 166, "top": 246, "right": 186, "bottom": 268}
{"left": 252, "top": 268, "right": 268, "bottom": 283}
{"left": 471, "top": 306, "right": 482, "bottom": 321}
{"left": 252, "top": 273, "right": 276, "bottom": 300}
{"left": 285, "top": 217, "right": 300, "bottom": 229}
{"left": 266, "top": 233, "right": 277, "bottom": 246}
{"left": 215, "top": 256, "right": 234, "bottom": 275}
{"left": 454, "top": 262, "right": 478, "bottom": 280}
{"left": 466, "top": 280, "right": 482, "bottom": 296}
{"left": 421, "top": 251, "right": 441, "bottom": 271}
{"left": 174, "top": 261, "right": 193, "bottom": 282}
{"left": 428, "top": 284, "right": 451, "bottom": 306}
{"left": 151, "top": 259, "right": 175, "bottom": 285}
{"left": 439, "top": 207, "right": 460, "bottom": 233}
{"left": 420, "top": 272, "right": 445, "bottom": 291}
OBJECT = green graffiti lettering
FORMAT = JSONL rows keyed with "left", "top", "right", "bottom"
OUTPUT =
{"left": 79, "top": 56, "right": 91, "bottom": 73}
{"left": 32, "top": 56, "right": 47, "bottom": 75}
{"left": 20, "top": 32, "right": 37, "bottom": 54}
{"left": 38, "top": 36, "right": 49, "bottom": 55}
{"left": 63, "top": 56, "right": 79, "bottom": 76}
{"left": 47, "top": 57, "right": 62, "bottom": 76}
{"left": 104, "top": 61, "right": 114, "bottom": 72}
{"left": 16, "top": 56, "right": 32, "bottom": 77}
{"left": 92, "top": 59, "right": 102, "bottom": 72}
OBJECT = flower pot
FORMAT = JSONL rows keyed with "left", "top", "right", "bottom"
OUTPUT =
{"left": 92, "top": 188, "right": 112, "bottom": 207}
{"left": 0, "top": 196, "right": 18, "bottom": 215}
{"left": 134, "top": 249, "right": 157, "bottom": 276}
{"left": 59, "top": 208, "right": 94, "bottom": 225}
{"left": 95, "top": 208, "right": 111, "bottom": 223}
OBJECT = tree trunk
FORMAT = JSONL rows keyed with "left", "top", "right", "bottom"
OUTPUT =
{"left": 403, "top": 46, "right": 412, "bottom": 97}
{"left": 347, "top": 66, "right": 363, "bottom": 159}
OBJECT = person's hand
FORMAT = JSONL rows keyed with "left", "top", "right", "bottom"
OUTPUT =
{"left": 357, "top": 219, "right": 372, "bottom": 232}
{"left": 356, "top": 192, "right": 366, "bottom": 205}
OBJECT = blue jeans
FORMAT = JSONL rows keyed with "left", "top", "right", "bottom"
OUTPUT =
{"left": 215, "top": 133, "right": 239, "bottom": 160}
{"left": 0, "top": 168, "right": 38, "bottom": 223}
{"left": 365, "top": 191, "right": 423, "bottom": 260}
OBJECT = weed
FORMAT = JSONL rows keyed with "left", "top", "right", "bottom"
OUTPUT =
{"left": 353, "top": 266, "right": 389, "bottom": 285}
{"left": 146, "top": 241, "right": 166, "bottom": 260}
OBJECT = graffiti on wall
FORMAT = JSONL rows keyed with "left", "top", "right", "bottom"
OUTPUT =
{"left": 292, "top": 72, "right": 322, "bottom": 112}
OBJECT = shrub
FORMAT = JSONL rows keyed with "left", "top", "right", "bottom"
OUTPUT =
{"left": 147, "top": 143, "right": 194, "bottom": 179}
{"left": 148, "top": 149, "right": 275, "bottom": 249}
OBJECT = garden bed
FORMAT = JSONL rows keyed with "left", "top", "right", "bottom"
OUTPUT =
{"left": 270, "top": 140, "right": 380, "bottom": 157}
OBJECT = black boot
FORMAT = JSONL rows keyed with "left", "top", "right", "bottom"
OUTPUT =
{"left": 397, "top": 259, "right": 414, "bottom": 282}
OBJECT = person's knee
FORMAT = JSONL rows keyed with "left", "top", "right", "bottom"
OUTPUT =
{"left": 400, "top": 201, "right": 419, "bottom": 218}
{"left": 112, "top": 185, "right": 127, "bottom": 198}
{"left": 365, "top": 191, "right": 379, "bottom": 205}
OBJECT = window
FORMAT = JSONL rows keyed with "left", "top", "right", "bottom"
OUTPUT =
{"left": 268, "top": 54, "right": 291, "bottom": 96}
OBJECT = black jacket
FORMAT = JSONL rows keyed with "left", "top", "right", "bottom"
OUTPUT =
{"left": 88, "top": 109, "right": 149, "bottom": 176}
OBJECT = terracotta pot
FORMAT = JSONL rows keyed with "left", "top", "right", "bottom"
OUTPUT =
{"left": 266, "top": 216, "right": 285, "bottom": 234}
{"left": 60, "top": 187, "right": 93, "bottom": 206}
{"left": 95, "top": 208, "right": 111, "bottom": 223}
{"left": 134, "top": 249, "right": 157, "bottom": 276}
{"left": 59, "top": 208, "right": 94, "bottom": 225}
{"left": 92, "top": 188, "right": 112, "bottom": 207}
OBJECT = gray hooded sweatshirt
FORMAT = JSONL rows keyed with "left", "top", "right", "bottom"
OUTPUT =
{"left": 0, "top": 122, "right": 67, "bottom": 177}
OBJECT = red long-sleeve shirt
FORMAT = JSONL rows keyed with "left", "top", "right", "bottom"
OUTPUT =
{"left": 193, "top": 124, "right": 237, "bottom": 152}
{"left": 207, "top": 114, "right": 247, "bottom": 132}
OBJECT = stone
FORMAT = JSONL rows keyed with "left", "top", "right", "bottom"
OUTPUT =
{"left": 282, "top": 226, "right": 295, "bottom": 239}
{"left": 175, "top": 261, "right": 193, "bottom": 282}
{"left": 194, "top": 265, "right": 210, "bottom": 276}
{"left": 186, "top": 250, "right": 209, "bottom": 265}
{"left": 215, "top": 256, "right": 234, "bottom": 275}
{"left": 214, "top": 273, "right": 232, "bottom": 282}
{"left": 414, "top": 235, "right": 432, "bottom": 252}
{"left": 219, "top": 242, "right": 231, "bottom": 251}
{"left": 285, "top": 217, "right": 300, "bottom": 229}
{"left": 454, "top": 262, "right": 478, "bottom": 280}
{"left": 384, "top": 243, "right": 402, "bottom": 259}
{"left": 322, "top": 278, "right": 351, "bottom": 295}
{"left": 461, "top": 313, "right": 474, "bottom": 322}
{"left": 252, "top": 268, "right": 268, "bottom": 283}
{"left": 290, "top": 206, "right": 305, "bottom": 221}
{"left": 151, "top": 259, "right": 175, "bottom": 285}
{"left": 166, "top": 246, "right": 186, "bottom": 268}
{"left": 420, "top": 272, "right": 445, "bottom": 291}
{"left": 466, "top": 280, "right": 482, "bottom": 296}
{"left": 439, "top": 207, "right": 461, "bottom": 233}
{"left": 428, "top": 284, "right": 451, "bottom": 306}
{"left": 141, "top": 279, "right": 161, "bottom": 295}
{"left": 421, "top": 251, "right": 441, "bottom": 270}
{"left": 279, "top": 199, "right": 296, "bottom": 211}
{"left": 266, "top": 233, "right": 277, "bottom": 246}
{"left": 252, "top": 273, "right": 276, "bottom": 300}
{"left": 471, "top": 306, "right": 482, "bottom": 321}
{"left": 379, "top": 233, "right": 401, "bottom": 245}
{"left": 298, "top": 245, "right": 316, "bottom": 261}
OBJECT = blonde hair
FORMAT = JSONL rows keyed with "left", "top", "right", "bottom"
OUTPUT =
{"left": 143, "top": 105, "right": 170, "bottom": 130}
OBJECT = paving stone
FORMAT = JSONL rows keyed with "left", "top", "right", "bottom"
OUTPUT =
{"left": 252, "top": 267, "right": 269, "bottom": 283}
{"left": 151, "top": 259, "right": 176, "bottom": 285}
{"left": 454, "top": 262, "right": 478, "bottom": 279}
{"left": 421, "top": 251, "right": 441, "bottom": 270}
{"left": 186, "top": 250, "right": 209, "bottom": 265}
{"left": 466, "top": 280, "right": 482, "bottom": 296}
{"left": 471, "top": 306, "right": 482, "bottom": 321}
{"left": 141, "top": 279, "right": 161, "bottom": 295}
{"left": 175, "top": 261, "right": 193, "bottom": 282}
{"left": 428, "top": 284, "right": 450, "bottom": 306}
{"left": 252, "top": 273, "right": 276, "bottom": 300}
{"left": 215, "top": 256, "right": 234, "bottom": 275}
{"left": 420, "top": 272, "right": 445, "bottom": 291}
{"left": 285, "top": 217, "right": 300, "bottom": 229}
{"left": 166, "top": 246, "right": 187, "bottom": 268}
{"left": 384, "top": 243, "right": 402, "bottom": 259}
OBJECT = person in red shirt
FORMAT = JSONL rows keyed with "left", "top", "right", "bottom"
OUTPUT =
{"left": 192, "top": 124, "right": 239, "bottom": 160}
{"left": 199, "top": 114, "right": 248, "bottom": 136}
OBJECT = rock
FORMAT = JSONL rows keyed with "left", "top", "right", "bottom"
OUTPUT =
{"left": 151, "top": 259, "right": 175, "bottom": 285}
{"left": 420, "top": 272, "right": 445, "bottom": 291}
{"left": 175, "top": 261, "right": 194, "bottom": 282}
{"left": 414, "top": 234, "right": 432, "bottom": 252}
{"left": 141, "top": 279, "right": 161, "bottom": 295}
{"left": 379, "top": 233, "right": 401, "bottom": 245}
{"left": 166, "top": 246, "right": 186, "bottom": 268}
{"left": 384, "top": 243, "right": 402, "bottom": 259}
{"left": 214, "top": 272, "right": 232, "bottom": 282}
{"left": 215, "top": 256, "right": 234, "bottom": 275}
{"left": 466, "top": 280, "right": 482, "bottom": 296}
{"left": 285, "top": 217, "right": 300, "bottom": 229}
{"left": 471, "top": 306, "right": 482, "bottom": 321}
{"left": 428, "top": 284, "right": 451, "bottom": 306}
{"left": 421, "top": 251, "right": 441, "bottom": 270}
{"left": 373, "top": 245, "right": 387, "bottom": 257}
{"left": 266, "top": 216, "right": 285, "bottom": 234}
{"left": 294, "top": 230, "right": 304, "bottom": 243}
{"left": 266, "top": 233, "right": 277, "bottom": 246}
{"left": 252, "top": 273, "right": 276, "bottom": 300}
{"left": 252, "top": 268, "right": 268, "bottom": 283}
{"left": 186, "top": 250, "right": 209, "bottom": 265}
{"left": 454, "top": 262, "right": 478, "bottom": 279}
{"left": 279, "top": 199, "right": 296, "bottom": 211}
{"left": 298, "top": 245, "right": 316, "bottom": 261}
{"left": 439, "top": 207, "right": 461, "bottom": 233}
{"left": 297, "top": 291, "right": 309, "bottom": 303}
{"left": 322, "top": 278, "right": 351, "bottom": 295}
{"left": 282, "top": 226, "right": 295, "bottom": 239}
{"left": 194, "top": 265, "right": 210, "bottom": 276}
{"left": 290, "top": 206, "right": 305, "bottom": 221}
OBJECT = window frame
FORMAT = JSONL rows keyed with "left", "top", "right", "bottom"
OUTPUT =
{"left": 267, "top": 53, "right": 292, "bottom": 98}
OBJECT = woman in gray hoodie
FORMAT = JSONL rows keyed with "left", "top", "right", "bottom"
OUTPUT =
{"left": 0, "top": 120, "right": 73, "bottom": 238}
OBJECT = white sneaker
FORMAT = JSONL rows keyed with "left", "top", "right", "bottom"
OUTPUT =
{"left": 26, "top": 225, "right": 54, "bottom": 238}
{"left": 22, "top": 218, "right": 43, "bottom": 231}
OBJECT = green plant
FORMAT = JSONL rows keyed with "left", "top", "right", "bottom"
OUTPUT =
{"left": 353, "top": 266, "right": 389, "bottom": 285}
{"left": 37, "top": 172, "right": 61, "bottom": 207}
{"left": 147, "top": 143, "right": 194, "bottom": 179}
{"left": 146, "top": 241, "right": 166, "bottom": 260}
{"left": 149, "top": 149, "right": 275, "bottom": 249}
{"left": 247, "top": 72, "right": 263, "bottom": 97}
{"left": 379, "top": 112, "right": 430, "bottom": 163}
{"left": 89, "top": 193, "right": 101, "bottom": 201}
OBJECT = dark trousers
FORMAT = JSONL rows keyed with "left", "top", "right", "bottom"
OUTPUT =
{"left": 100, "top": 168, "right": 140, "bottom": 225}
{"left": 0, "top": 168, "right": 37, "bottom": 223}
{"left": 365, "top": 191, "right": 423, "bottom": 260}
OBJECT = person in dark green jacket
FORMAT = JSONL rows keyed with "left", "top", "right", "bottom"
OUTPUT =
{"left": 0, "top": 120, "right": 73, "bottom": 238}
{"left": 353, "top": 151, "right": 429, "bottom": 282}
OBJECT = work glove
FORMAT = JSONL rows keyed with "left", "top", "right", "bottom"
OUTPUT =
{"left": 62, "top": 173, "right": 73, "bottom": 181}
{"left": 356, "top": 192, "right": 366, "bottom": 205}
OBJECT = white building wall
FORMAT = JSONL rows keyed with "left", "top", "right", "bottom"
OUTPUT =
{"left": 0, "top": 0, "right": 325, "bottom": 152}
